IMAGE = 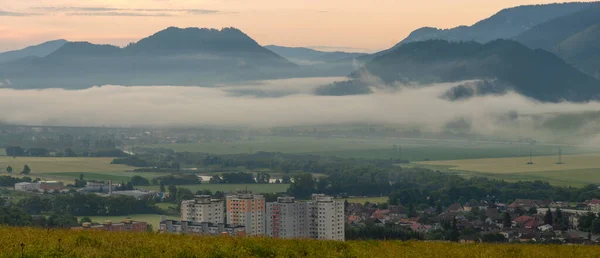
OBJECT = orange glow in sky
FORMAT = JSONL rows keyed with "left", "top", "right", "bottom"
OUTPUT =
{"left": 0, "top": 0, "right": 596, "bottom": 52}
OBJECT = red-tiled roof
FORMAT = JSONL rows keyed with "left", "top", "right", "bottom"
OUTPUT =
{"left": 524, "top": 219, "right": 538, "bottom": 228}
{"left": 513, "top": 215, "right": 534, "bottom": 224}
{"left": 588, "top": 199, "right": 600, "bottom": 205}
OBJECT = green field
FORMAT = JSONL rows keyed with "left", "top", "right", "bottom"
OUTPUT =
{"left": 0, "top": 156, "right": 130, "bottom": 173}
{"left": 145, "top": 136, "right": 600, "bottom": 161}
{"left": 78, "top": 214, "right": 179, "bottom": 231}
{"left": 139, "top": 183, "right": 290, "bottom": 194}
{"left": 414, "top": 154, "right": 600, "bottom": 187}
{"left": 341, "top": 196, "right": 388, "bottom": 204}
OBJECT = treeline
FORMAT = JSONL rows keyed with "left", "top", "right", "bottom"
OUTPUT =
{"left": 17, "top": 193, "right": 161, "bottom": 216}
{"left": 387, "top": 170, "right": 600, "bottom": 207}
{"left": 5, "top": 146, "right": 127, "bottom": 157}
{"left": 286, "top": 168, "right": 600, "bottom": 205}
{"left": 0, "top": 207, "right": 79, "bottom": 228}
{"left": 0, "top": 175, "right": 32, "bottom": 187}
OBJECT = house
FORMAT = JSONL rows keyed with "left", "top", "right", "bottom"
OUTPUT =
{"left": 538, "top": 224, "right": 553, "bottom": 232}
{"left": 464, "top": 201, "right": 489, "bottom": 212}
{"left": 371, "top": 209, "right": 390, "bottom": 221}
{"left": 72, "top": 219, "right": 148, "bottom": 232}
{"left": 410, "top": 222, "right": 431, "bottom": 233}
{"left": 347, "top": 215, "right": 363, "bottom": 225}
{"left": 512, "top": 215, "right": 535, "bottom": 228}
{"left": 508, "top": 199, "right": 539, "bottom": 212}
{"left": 388, "top": 205, "right": 407, "bottom": 220}
{"left": 587, "top": 199, "right": 600, "bottom": 213}
{"left": 523, "top": 218, "right": 538, "bottom": 229}
{"left": 447, "top": 203, "right": 464, "bottom": 213}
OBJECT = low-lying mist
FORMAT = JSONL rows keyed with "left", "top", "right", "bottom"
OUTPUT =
{"left": 1, "top": 77, "right": 600, "bottom": 144}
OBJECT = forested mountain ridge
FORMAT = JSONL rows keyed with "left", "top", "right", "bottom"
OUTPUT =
{"left": 397, "top": 2, "right": 594, "bottom": 46}
{"left": 514, "top": 3, "right": 600, "bottom": 78}
{"left": 317, "top": 40, "right": 600, "bottom": 102}
{"left": 265, "top": 45, "right": 365, "bottom": 64}
{"left": 0, "top": 39, "right": 67, "bottom": 64}
{"left": 0, "top": 27, "right": 294, "bottom": 89}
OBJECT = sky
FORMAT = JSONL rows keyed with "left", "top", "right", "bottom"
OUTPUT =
{"left": 0, "top": 0, "right": 597, "bottom": 52}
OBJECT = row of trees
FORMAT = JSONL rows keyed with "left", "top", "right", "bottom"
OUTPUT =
{"left": 17, "top": 193, "right": 161, "bottom": 216}
{"left": 0, "top": 207, "right": 79, "bottom": 228}
{"left": 6, "top": 146, "right": 127, "bottom": 157}
{"left": 5, "top": 165, "right": 31, "bottom": 175}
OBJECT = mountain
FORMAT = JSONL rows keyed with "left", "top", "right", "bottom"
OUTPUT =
{"left": 0, "top": 39, "right": 67, "bottom": 63}
{"left": 0, "top": 27, "right": 295, "bottom": 89}
{"left": 514, "top": 3, "right": 600, "bottom": 78}
{"left": 397, "top": 2, "right": 593, "bottom": 46}
{"left": 317, "top": 40, "right": 600, "bottom": 102}
{"left": 265, "top": 45, "right": 365, "bottom": 64}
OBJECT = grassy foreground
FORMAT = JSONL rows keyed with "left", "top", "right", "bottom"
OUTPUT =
{"left": 1, "top": 227, "right": 599, "bottom": 258}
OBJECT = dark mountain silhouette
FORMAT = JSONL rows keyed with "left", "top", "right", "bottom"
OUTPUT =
{"left": 0, "top": 39, "right": 67, "bottom": 63}
{"left": 265, "top": 45, "right": 365, "bottom": 64}
{"left": 0, "top": 27, "right": 295, "bottom": 89}
{"left": 514, "top": 3, "right": 600, "bottom": 78}
{"left": 397, "top": 2, "right": 593, "bottom": 46}
{"left": 318, "top": 40, "right": 600, "bottom": 102}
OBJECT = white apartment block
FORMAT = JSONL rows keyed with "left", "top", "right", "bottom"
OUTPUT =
{"left": 266, "top": 195, "right": 345, "bottom": 241}
{"left": 266, "top": 197, "right": 309, "bottom": 239}
{"left": 226, "top": 193, "right": 265, "bottom": 236}
{"left": 181, "top": 195, "right": 224, "bottom": 224}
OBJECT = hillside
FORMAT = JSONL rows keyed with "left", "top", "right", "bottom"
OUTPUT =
{"left": 318, "top": 40, "right": 600, "bottom": 102}
{"left": 0, "top": 27, "right": 294, "bottom": 89}
{"left": 265, "top": 45, "right": 365, "bottom": 64}
{"left": 396, "top": 2, "right": 593, "bottom": 46}
{"left": 514, "top": 4, "right": 600, "bottom": 78}
{"left": 0, "top": 39, "right": 67, "bottom": 63}
{"left": 2, "top": 227, "right": 600, "bottom": 257}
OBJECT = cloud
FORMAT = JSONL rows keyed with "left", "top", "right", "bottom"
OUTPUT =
{"left": 31, "top": 6, "right": 220, "bottom": 16}
{"left": 0, "top": 10, "right": 38, "bottom": 16}
{"left": 1, "top": 77, "right": 600, "bottom": 146}
{"left": 66, "top": 12, "right": 173, "bottom": 17}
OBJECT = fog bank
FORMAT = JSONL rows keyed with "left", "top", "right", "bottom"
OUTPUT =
{"left": 1, "top": 77, "right": 599, "bottom": 141}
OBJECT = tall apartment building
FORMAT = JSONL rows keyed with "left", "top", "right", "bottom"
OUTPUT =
{"left": 266, "top": 195, "right": 345, "bottom": 241}
{"left": 266, "top": 197, "right": 308, "bottom": 239}
{"left": 311, "top": 194, "right": 345, "bottom": 241}
{"left": 181, "top": 195, "right": 224, "bottom": 224}
{"left": 226, "top": 192, "right": 265, "bottom": 236}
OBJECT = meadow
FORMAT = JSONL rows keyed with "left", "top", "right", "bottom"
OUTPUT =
{"left": 139, "top": 183, "right": 290, "bottom": 194}
{"left": 416, "top": 154, "right": 600, "bottom": 187}
{"left": 2, "top": 227, "right": 600, "bottom": 257}
{"left": 0, "top": 156, "right": 129, "bottom": 173}
{"left": 146, "top": 136, "right": 600, "bottom": 161}
{"left": 340, "top": 196, "right": 388, "bottom": 204}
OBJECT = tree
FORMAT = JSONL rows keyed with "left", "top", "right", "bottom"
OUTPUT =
{"left": 544, "top": 209, "right": 553, "bottom": 226}
{"left": 79, "top": 173, "right": 85, "bottom": 181}
{"left": 130, "top": 176, "right": 150, "bottom": 186}
{"left": 275, "top": 179, "right": 281, "bottom": 184}
{"left": 5, "top": 146, "right": 25, "bottom": 157}
{"left": 282, "top": 175, "right": 291, "bottom": 184}
{"left": 528, "top": 207, "right": 537, "bottom": 215}
{"left": 168, "top": 185, "right": 178, "bottom": 201}
{"left": 287, "top": 173, "right": 315, "bottom": 199}
{"left": 64, "top": 148, "right": 77, "bottom": 157}
{"left": 6, "top": 166, "right": 12, "bottom": 173}
{"left": 21, "top": 165, "right": 31, "bottom": 175}
{"left": 159, "top": 182, "right": 165, "bottom": 193}
{"left": 503, "top": 212, "right": 512, "bottom": 228}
